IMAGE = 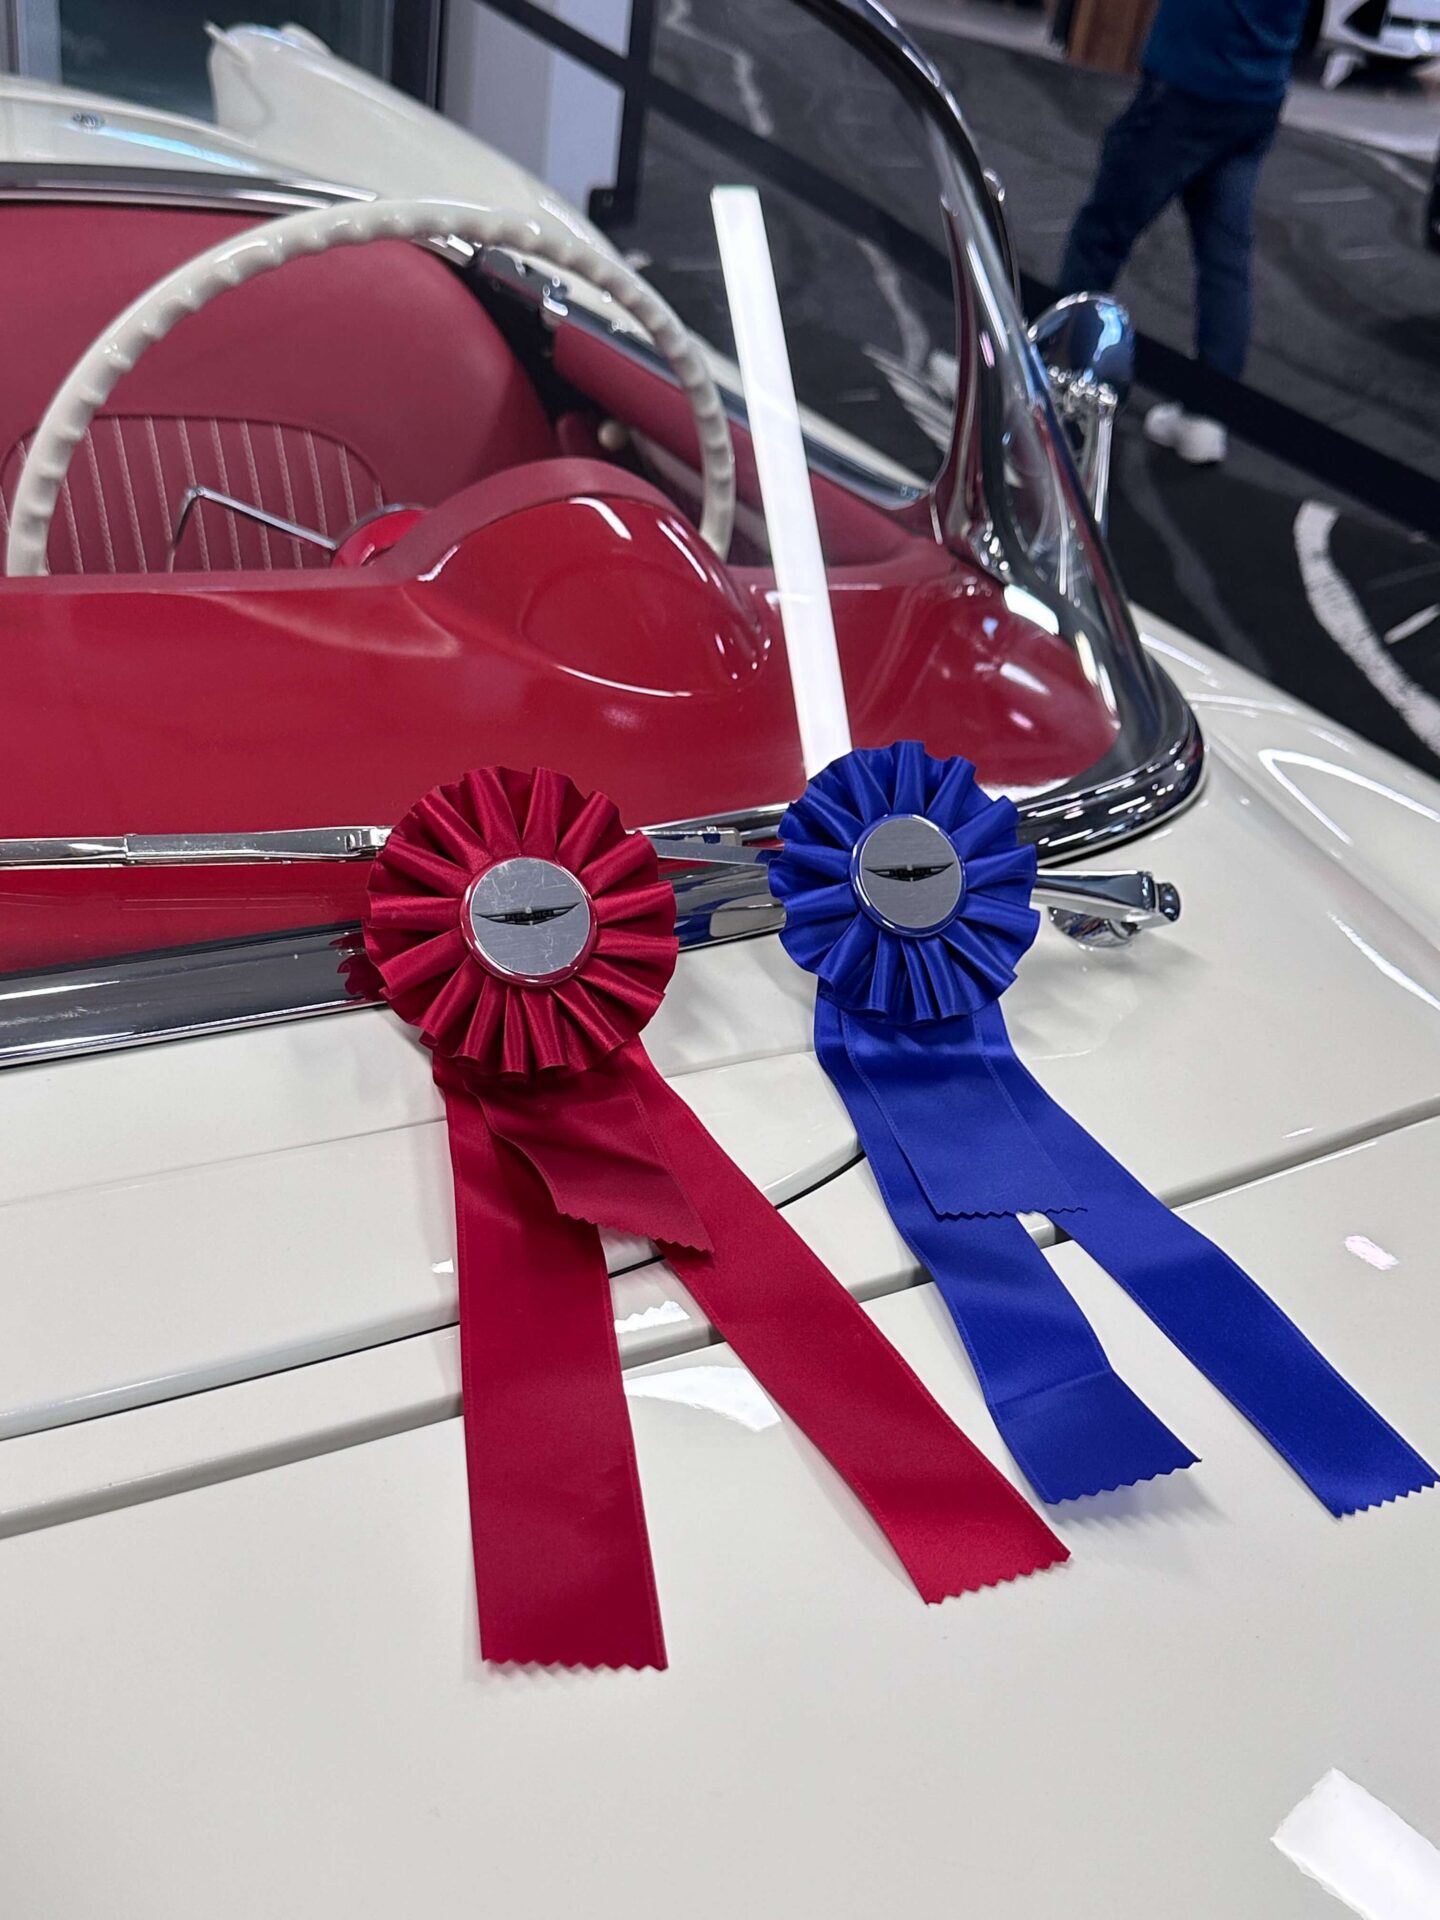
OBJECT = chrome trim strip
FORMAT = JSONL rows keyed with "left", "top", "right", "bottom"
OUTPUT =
{"left": 0, "top": 880, "right": 782, "bottom": 1068}
{"left": 0, "top": 163, "right": 365, "bottom": 214}
{"left": 0, "top": 828, "right": 388, "bottom": 868}
{"left": 0, "top": 928, "right": 372, "bottom": 1068}
{"left": 1013, "top": 693, "right": 1205, "bottom": 859}
{"left": 0, "top": 753, "right": 1201, "bottom": 1069}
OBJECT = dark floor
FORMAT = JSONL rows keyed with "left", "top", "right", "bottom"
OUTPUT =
{"left": 1109, "top": 387, "right": 1440, "bottom": 776}
{"left": 922, "top": 27, "right": 1440, "bottom": 481}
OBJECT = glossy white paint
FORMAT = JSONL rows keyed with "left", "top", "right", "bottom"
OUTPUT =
{"left": 0, "top": 27, "right": 615, "bottom": 266}
{"left": 0, "top": 71, "right": 269, "bottom": 174}
{"left": 0, "top": 1048, "right": 853, "bottom": 1438}
{"left": 1272, "top": 1769, "right": 1440, "bottom": 1918}
{"left": 0, "top": 1163, "right": 1061, "bottom": 1541}
{"left": 206, "top": 23, "right": 618, "bottom": 258}
{"left": 1141, "top": 611, "right": 1440, "bottom": 942}
{"left": 1, "top": 1117, "right": 1436, "bottom": 1918}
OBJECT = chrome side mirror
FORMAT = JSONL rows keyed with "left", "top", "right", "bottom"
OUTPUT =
{"left": 1026, "top": 293, "right": 1134, "bottom": 528}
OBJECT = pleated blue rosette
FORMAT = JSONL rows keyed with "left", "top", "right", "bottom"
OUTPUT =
{"left": 769, "top": 741, "right": 1436, "bottom": 1514}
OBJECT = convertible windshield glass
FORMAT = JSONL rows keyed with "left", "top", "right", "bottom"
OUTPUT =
{"left": 0, "top": 0, "right": 1192, "bottom": 998}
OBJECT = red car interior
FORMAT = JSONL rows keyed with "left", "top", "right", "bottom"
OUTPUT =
{"left": 0, "top": 205, "right": 1119, "bottom": 973}
{"left": 0, "top": 204, "right": 555, "bottom": 573}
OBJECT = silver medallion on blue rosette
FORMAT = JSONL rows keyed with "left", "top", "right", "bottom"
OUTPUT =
{"left": 768, "top": 741, "right": 1436, "bottom": 1517}
{"left": 771, "top": 743, "right": 1039, "bottom": 1022}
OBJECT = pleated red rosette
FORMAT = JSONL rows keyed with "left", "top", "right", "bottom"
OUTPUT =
{"left": 366, "top": 767, "right": 1067, "bottom": 1670}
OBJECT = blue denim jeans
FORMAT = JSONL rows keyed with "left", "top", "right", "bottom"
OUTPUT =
{"left": 1059, "top": 75, "right": 1281, "bottom": 380}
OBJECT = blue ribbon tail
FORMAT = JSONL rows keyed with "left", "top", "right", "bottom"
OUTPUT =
{"left": 816, "top": 998, "right": 1197, "bottom": 1503}
{"left": 977, "top": 1004, "right": 1437, "bottom": 1517}
{"left": 935, "top": 1213, "right": 1200, "bottom": 1502}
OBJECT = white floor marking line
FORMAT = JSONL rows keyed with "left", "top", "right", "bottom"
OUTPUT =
{"left": 713, "top": 185, "right": 853, "bottom": 776}
{"left": 857, "top": 239, "right": 931, "bottom": 376}
{"left": 865, "top": 345, "right": 953, "bottom": 451}
{"left": 1272, "top": 1769, "right": 1440, "bottom": 1919}
{"left": 662, "top": 0, "right": 774, "bottom": 137}
{"left": 1384, "top": 605, "right": 1439, "bottom": 646}
{"left": 1294, "top": 501, "right": 1440, "bottom": 756}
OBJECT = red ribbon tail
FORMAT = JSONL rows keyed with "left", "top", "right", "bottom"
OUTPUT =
{"left": 625, "top": 1052, "right": 1070, "bottom": 1601}
{"left": 439, "top": 1069, "right": 666, "bottom": 1670}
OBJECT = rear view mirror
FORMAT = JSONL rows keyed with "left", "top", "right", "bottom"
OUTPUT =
{"left": 1027, "top": 293, "right": 1135, "bottom": 528}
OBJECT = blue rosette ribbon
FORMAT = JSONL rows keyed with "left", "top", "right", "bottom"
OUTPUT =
{"left": 768, "top": 741, "right": 1436, "bottom": 1513}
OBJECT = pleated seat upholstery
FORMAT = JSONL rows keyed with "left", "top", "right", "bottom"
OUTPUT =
{"left": 0, "top": 202, "right": 556, "bottom": 574}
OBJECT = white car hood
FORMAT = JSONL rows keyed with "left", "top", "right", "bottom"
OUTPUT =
{"left": 6, "top": 623, "right": 1438, "bottom": 1918}
{"left": 2, "top": 1053, "right": 1437, "bottom": 1920}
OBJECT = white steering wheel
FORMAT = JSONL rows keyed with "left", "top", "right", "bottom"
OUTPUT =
{"left": 5, "top": 196, "right": 736, "bottom": 577}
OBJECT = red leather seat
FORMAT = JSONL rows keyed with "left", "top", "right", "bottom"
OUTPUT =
{"left": 0, "top": 203, "right": 555, "bottom": 574}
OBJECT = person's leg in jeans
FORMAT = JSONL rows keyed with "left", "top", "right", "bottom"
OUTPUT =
{"left": 1059, "top": 77, "right": 1200, "bottom": 295}
{"left": 1179, "top": 120, "right": 1276, "bottom": 379}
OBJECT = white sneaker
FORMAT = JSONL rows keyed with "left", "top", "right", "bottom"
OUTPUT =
{"left": 1144, "top": 401, "right": 1228, "bottom": 465}
{"left": 1143, "top": 401, "right": 1185, "bottom": 449}
{"left": 1176, "top": 414, "right": 1228, "bottom": 463}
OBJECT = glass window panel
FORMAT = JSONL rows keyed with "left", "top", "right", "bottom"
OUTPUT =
{"left": 51, "top": 0, "right": 393, "bottom": 117}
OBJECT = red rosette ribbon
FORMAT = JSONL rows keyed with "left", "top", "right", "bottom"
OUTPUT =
{"left": 366, "top": 767, "right": 1067, "bottom": 1670}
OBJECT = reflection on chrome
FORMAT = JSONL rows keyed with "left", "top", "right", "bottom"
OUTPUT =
{"left": 1003, "top": 583, "right": 1060, "bottom": 637}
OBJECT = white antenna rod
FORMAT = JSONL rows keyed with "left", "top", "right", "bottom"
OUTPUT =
{"left": 711, "top": 185, "right": 853, "bottom": 777}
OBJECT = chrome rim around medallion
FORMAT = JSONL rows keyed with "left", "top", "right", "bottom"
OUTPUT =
{"left": 462, "top": 856, "right": 595, "bottom": 982}
{"left": 852, "top": 814, "right": 965, "bottom": 934}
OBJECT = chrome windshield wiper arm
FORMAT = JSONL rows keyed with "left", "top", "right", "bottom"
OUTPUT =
{"left": 0, "top": 827, "right": 1181, "bottom": 940}
{"left": 0, "top": 828, "right": 389, "bottom": 867}
{"left": 0, "top": 824, "right": 758, "bottom": 868}
{"left": 648, "top": 835, "right": 1183, "bottom": 935}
